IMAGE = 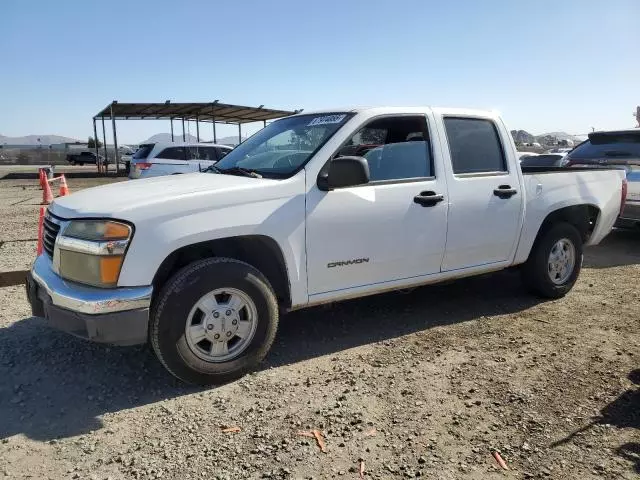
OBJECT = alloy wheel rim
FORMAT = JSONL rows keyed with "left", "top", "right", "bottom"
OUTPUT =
{"left": 547, "top": 238, "right": 575, "bottom": 285}
{"left": 185, "top": 288, "right": 257, "bottom": 362}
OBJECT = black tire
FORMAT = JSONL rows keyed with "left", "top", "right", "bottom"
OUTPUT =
{"left": 150, "top": 257, "right": 279, "bottom": 385}
{"left": 72, "top": 161, "right": 77, "bottom": 166}
{"left": 522, "top": 222, "right": 583, "bottom": 299}
{"left": 79, "top": 162, "right": 84, "bottom": 166}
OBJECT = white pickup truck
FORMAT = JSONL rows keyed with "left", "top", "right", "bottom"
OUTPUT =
{"left": 27, "top": 107, "right": 626, "bottom": 385}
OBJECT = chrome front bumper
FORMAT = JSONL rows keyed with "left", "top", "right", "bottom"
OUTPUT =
{"left": 27, "top": 255, "right": 152, "bottom": 346}
{"left": 31, "top": 254, "right": 152, "bottom": 314}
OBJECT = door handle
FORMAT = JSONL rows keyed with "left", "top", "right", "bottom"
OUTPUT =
{"left": 493, "top": 185, "right": 517, "bottom": 199}
{"left": 414, "top": 191, "right": 444, "bottom": 207}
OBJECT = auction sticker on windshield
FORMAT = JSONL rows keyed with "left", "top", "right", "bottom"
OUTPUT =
{"left": 307, "top": 114, "right": 347, "bottom": 126}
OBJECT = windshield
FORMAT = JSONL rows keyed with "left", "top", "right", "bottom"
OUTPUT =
{"left": 212, "top": 113, "right": 352, "bottom": 177}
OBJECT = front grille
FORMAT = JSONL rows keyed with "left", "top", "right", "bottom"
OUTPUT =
{"left": 42, "top": 212, "right": 62, "bottom": 258}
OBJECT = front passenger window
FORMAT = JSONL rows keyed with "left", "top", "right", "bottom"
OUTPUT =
{"left": 338, "top": 116, "right": 432, "bottom": 182}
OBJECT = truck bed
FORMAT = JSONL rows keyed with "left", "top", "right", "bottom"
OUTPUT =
{"left": 521, "top": 166, "right": 620, "bottom": 174}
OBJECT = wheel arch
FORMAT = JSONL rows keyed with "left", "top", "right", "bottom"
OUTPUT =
{"left": 528, "top": 204, "right": 600, "bottom": 259}
{"left": 152, "top": 235, "right": 292, "bottom": 309}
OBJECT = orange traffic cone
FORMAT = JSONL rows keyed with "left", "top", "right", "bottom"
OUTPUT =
{"left": 36, "top": 206, "right": 45, "bottom": 256}
{"left": 59, "top": 174, "right": 70, "bottom": 196}
{"left": 41, "top": 177, "right": 53, "bottom": 205}
{"left": 38, "top": 168, "right": 45, "bottom": 190}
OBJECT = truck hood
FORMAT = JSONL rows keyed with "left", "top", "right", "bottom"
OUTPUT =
{"left": 50, "top": 173, "right": 284, "bottom": 219}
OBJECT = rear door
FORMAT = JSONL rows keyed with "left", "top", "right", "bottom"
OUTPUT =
{"left": 436, "top": 115, "right": 524, "bottom": 271}
{"left": 150, "top": 146, "right": 189, "bottom": 175}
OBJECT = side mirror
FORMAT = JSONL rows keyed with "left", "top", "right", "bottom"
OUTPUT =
{"left": 317, "top": 156, "right": 370, "bottom": 191}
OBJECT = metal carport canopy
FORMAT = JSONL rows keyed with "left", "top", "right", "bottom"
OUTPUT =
{"left": 94, "top": 101, "right": 297, "bottom": 124}
{"left": 92, "top": 101, "right": 299, "bottom": 174}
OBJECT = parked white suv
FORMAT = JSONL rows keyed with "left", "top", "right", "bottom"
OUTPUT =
{"left": 129, "top": 142, "right": 233, "bottom": 179}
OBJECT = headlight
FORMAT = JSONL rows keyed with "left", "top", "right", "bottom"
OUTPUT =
{"left": 55, "top": 220, "right": 132, "bottom": 288}
{"left": 64, "top": 220, "right": 131, "bottom": 241}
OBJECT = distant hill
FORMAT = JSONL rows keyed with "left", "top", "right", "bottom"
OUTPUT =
{"left": 511, "top": 130, "right": 586, "bottom": 146}
{"left": 510, "top": 130, "right": 535, "bottom": 144}
{"left": 0, "top": 134, "right": 80, "bottom": 145}
{"left": 536, "top": 131, "right": 584, "bottom": 144}
{"left": 216, "top": 135, "right": 247, "bottom": 146}
{"left": 139, "top": 133, "right": 246, "bottom": 146}
{"left": 140, "top": 133, "right": 199, "bottom": 144}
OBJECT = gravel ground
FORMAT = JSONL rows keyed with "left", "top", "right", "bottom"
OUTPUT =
{"left": 0, "top": 241, "right": 37, "bottom": 272}
{"left": 0, "top": 173, "right": 125, "bottom": 270}
{"left": 0, "top": 174, "right": 638, "bottom": 479}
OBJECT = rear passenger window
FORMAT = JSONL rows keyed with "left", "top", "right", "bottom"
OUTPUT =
{"left": 156, "top": 147, "right": 187, "bottom": 160}
{"left": 337, "top": 116, "right": 432, "bottom": 182}
{"left": 444, "top": 118, "right": 506, "bottom": 174}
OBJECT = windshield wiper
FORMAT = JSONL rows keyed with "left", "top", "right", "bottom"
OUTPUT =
{"left": 201, "top": 164, "right": 222, "bottom": 173}
{"left": 217, "top": 166, "right": 262, "bottom": 178}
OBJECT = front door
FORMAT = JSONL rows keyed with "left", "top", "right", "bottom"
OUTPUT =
{"left": 306, "top": 114, "right": 448, "bottom": 295}
{"left": 436, "top": 116, "right": 523, "bottom": 271}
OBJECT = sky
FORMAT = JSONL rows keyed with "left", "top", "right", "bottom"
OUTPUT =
{"left": 1, "top": 0, "right": 638, "bottom": 144}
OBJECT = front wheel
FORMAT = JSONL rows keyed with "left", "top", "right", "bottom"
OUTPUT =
{"left": 522, "top": 222, "right": 583, "bottom": 299}
{"left": 150, "top": 258, "right": 279, "bottom": 385}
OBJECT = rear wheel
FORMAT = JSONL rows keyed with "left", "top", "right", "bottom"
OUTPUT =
{"left": 522, "top": 222, "right": 583, "bottom": 298}
{"left": 150, "top": 258, "right": 279, "bottom": 385}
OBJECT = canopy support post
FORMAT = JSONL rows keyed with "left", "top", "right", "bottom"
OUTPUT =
{"left": 170, "top": 118, "right": 174, "bottom": 142}
{"left": 212, "top": 117, "right": 217, "bottom": 143}
{"left": 110, "top": 104, "right": 119, "bottom": 175}
{"left": 196, "top": 116, "right": 200, "bottom": 142}
{"left": 92, "top": 118, "right": 99, "bottom": 173}
{"left": 182, "top": 118, "right": 186, "bottom": 142}
{"left": 238, "top": 123, "right": 242, "bottom": 145}
{"left": 101, "top": 116, "right": 108, "bottom": 174}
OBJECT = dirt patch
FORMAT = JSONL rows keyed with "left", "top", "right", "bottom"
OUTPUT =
{"left": 0, "top": 228, "right": 638, "bottom": 479}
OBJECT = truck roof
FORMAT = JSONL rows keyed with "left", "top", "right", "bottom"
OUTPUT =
{"left": 589, "top": 129, "right": 640, "bottom": 138}
{"left": 293, "top": 106, "right": 499, "bottom": 118}
{"left": 138, "top": 142, "right": 233, "bottom": 148}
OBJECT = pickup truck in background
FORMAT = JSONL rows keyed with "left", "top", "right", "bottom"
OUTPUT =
{"left": 66, "top": 151, "right": 103, "bottom": 166}
{"left": 564, "top": 129, "right": 640, "bottom": 228}
{"left": 27, "top": 107, "right": 626, "bottom": 385}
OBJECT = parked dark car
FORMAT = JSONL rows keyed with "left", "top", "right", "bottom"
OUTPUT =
{"left": 66, "top": 151, "right": 104, "bottom": 166}
{"left": 565, "top": 130, "right": 640, "bottom": 227}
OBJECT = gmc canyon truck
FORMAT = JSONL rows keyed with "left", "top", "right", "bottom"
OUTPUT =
{"left": 26, "top": 107, "right": 626, "bottom": 385}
